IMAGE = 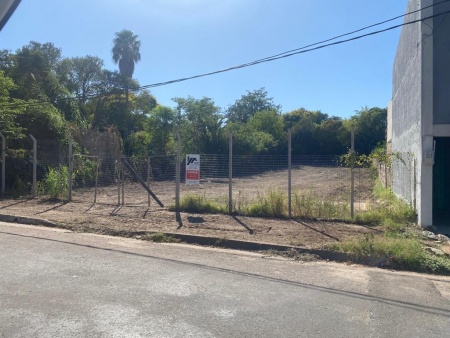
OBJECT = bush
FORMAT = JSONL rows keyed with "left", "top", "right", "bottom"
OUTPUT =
{"left": 45, "top": 165, "right": 69, "bottom": 199}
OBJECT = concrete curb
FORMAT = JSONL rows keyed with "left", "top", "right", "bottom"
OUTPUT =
{"left": 0, "top": 212, "right": 357, "bottom": 264}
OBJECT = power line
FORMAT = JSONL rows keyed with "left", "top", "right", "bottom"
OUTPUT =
{"left": 138, "top": 6, "right": 450, "bottom": 89}
{"left": 2, "top": 1, "right": 450, "bottom": 110}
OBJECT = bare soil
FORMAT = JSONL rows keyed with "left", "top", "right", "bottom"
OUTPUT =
{"left": 0, "top": 166, "right": 379, "bottom": 248}
{"left": 0, "top": 198, "right": 381, "bottom": 249}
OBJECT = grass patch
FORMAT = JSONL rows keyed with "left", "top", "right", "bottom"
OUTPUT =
{"left": 148, "top": 232, "right": 180, "bottom": 243}
{"left": 328, "top": 234, "right": 450, "bottom": 274}
{"left": 292, "top": 192, "right": 350, "bottom": 220}
{"left": 353, "top": 183, "right": 416, "bottom": 226}
{"left": 172, "top": 194, "right": 227, "bottom": 214}
{"left": 244, "top": 189, "right": 286, "bottom": 218}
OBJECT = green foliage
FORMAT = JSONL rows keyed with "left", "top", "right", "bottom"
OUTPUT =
{"left": 226, "top": 87, "right": 281, "bottom": 123}
{"left": 175, "top": 194, "right": 227, "bottom": 214}
{"left": 145, "top": 105, "right": 177, "bottom": 155}
{"left": 44, "top": 166, "right": 69, "bottom": 199}
{"left": 349, "top": 107, "right": 387, "bottom": 155}
{"left": 112, "top": 29, "right": 141, "bottom": 79}
{"left": 0, "top": 70, "right": 26, "bottom": 139}
{"left": 292, "top": 192, "right": 350, "bottom": 220}
{"left": 148, "top": 232, "right": 180, "bottom": 243}
{"left": 354, "top": 183, "right": 415, "bottom": 225}
{"left": 328, "top": 235, "right": 450, "bottom": 274}
{"left": 245, "top": 189, "right": 286, "bottom": 217}
{"left": 73, "top": 157, "right": 98, "bottom": 186}
{"left": 173, "top": 96, "right": 225, "bottom": 154}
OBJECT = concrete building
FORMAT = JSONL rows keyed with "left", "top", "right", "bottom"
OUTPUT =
{"left": 389, "top": 0, "right": 450, "bottom": 228}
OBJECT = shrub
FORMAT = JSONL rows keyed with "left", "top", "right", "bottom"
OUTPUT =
{"left": 45, "top": 165, "right": 69, "bottom": 199}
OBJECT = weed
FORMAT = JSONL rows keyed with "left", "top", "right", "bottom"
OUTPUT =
{"left": 245, "top": 189, "right": 286, "bottom": 217}
{"left": 292, "top": 192, "right": 349, "bottom": 220}
{"left": 328, "top": 235, "right": 450, "bottom": 274}
{"left": 148, "top": 232, "right": 180, "bottom": 243}
{"left": 174, "top": 194, "right": 227, "bottom": 214}
{"left": 354, "top": 183, "right": 415, "bottom": 226}
{"left": 44, "top": 166, "right": 69, "bottom": 199}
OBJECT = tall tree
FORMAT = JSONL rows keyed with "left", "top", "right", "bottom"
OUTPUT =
{"left": 173, "top": 96, "right": 224, "bottom": 153}
{"left": 111, "top": 29, "right": 141, "bottom": 103}
{"left": 350, "top": 107, "right": 387, "bottom": 155}
{"left": 226, "top": 88, "right": 281, "bottom": 123}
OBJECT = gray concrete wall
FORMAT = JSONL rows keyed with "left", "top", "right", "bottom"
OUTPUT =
{"left": 391, "top": 0, "right": 422, "bottom": 209}
{"left": 433, "top": 2, "right": 450, "bottom": 124}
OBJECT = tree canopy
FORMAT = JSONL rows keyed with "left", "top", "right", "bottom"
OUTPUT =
{"left": 0, "top": 36, "right": 387, "bottom": 160}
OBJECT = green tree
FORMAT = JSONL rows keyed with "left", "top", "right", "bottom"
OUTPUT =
{"left": 0, "top": 70, "right": 25, "bottom": 139}
{"left": 227, "top": 122, "right": 276, "bottom": 155}
{"left": 350, "top": 107, "right": 387, "bottom": 155}
{"left": 112, "top": 29, "right": 141, "bottom": 103}
{"left": 173, "top": 96, "right": 225, "bottom": 153}
{"left": 146, "top": 105, "right": 176, "bottom": 155}
{"left": 7, "top": 42, "right": 81, "bottom": 124}
{"left": 226, "top": 88, "right": 281, "bottom": 123}
{"left": 248, "top": 110, "right": 285, "bottom": 150}
{"left": 316, "top": 118, "right": 349, "bottom": 155}
{"left": 57, "top": 56, "right": 103, "bottom": 104}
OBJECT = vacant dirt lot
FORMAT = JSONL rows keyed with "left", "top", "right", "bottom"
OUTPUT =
{"left": 73, "top": 165, "right": 372, "bottom": 210}
{"left": 0, "top": 166, "right": 378, "bottom": 249}
{"left": 0, "top": 199, "right": 380, "bottom": 249}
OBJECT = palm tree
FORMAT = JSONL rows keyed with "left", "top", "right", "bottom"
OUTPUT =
{"left": 112, "top": 29, "right": 141, "bottom": 103}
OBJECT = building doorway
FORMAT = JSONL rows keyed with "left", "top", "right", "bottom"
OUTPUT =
{"left": 433, "top": 137, "right": 450, "bottom": 226}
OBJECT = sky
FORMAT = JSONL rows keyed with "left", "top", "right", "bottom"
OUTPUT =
{"left": 1, "top": 0, "right": 409, "bottom": 118}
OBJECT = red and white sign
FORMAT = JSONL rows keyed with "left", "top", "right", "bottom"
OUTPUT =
{"left": 186, "top": 154, "right": 200, "bottom": 184}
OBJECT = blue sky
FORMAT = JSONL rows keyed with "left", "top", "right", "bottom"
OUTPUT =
{"left": 2, "top": 0, "right": 408, "bottom": 118}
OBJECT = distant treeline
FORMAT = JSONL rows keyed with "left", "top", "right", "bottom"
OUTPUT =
{"left": 0, "top": 38, "right": 386, "bottom": 158}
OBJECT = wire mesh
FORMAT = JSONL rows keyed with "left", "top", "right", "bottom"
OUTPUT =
{"left": 1, "top": 134, "right": 412, "bottom": 219}
{"left": 72, "top": 155, "right": 119, "bottom": 205}
{"left": 3, "top": 139, "right": 67, "bottom": 197}
{"left": 289, "top": 155, "right": 353, "bottom": 219}
{"left": 179, "top": 154, "right": 229, "bottom": 207}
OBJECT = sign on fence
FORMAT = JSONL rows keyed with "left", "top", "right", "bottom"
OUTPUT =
{"left": 186, "top": 154, "right": 200, "bottom": 184}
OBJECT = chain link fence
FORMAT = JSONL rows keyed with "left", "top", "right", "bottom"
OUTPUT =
{"left": 0, "top": 133, "right": 414, "bottom": 220}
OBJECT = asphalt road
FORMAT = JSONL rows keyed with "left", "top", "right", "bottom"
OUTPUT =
{"left": 1, "top": 221, "right": 450, "bottom": 338}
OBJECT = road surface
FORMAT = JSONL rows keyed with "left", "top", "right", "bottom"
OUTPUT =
{"left": 1, "top": 221, "right": 450, "bottom": 337}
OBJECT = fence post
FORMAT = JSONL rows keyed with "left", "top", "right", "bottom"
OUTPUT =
{"left": 147, "top": 156, "right": 151, "bottom": 207}
{"left": 413, "top": 157, "right": 417, "bottom": 213}
{"left": 29, "top": 134, "right": 37, "bottom": 198}
{"left": 117, "top": 158, "right": 121, "bottom": 206}
{"left": 228, "top": 131, "right": 233, "bottom": 214}
{"left": 68, "top": 137, "right": 73, "bottom": 201}
{"left": 121, "top": 156, "right": 125, "bottom": 206}
{"left": 288, "top": 129, "right": 292, "bottom": 218}
{"left": 0, "top": 132, "right": 5, "bottom": 194}
{"left": 94, "top": 156, "right": 99, "bottom": 204}
{"left": 175, "top": 132, "right": 181, "bottom": 211}
{"left": 350, "top": 130, "right": 355, "bottom": 219}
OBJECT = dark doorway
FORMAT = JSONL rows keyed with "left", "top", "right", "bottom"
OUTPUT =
{"left": 433, "top": 137, "right": 450, "bottom": 226}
